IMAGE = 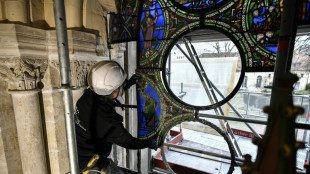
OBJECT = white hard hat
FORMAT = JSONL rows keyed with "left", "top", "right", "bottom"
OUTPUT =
{"left": 87, "top": 61, "right": 127, "bottom": 95}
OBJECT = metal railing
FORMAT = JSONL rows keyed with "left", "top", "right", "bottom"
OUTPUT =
{"left": 233, "top": 91, "right": 310, "bottom": 120}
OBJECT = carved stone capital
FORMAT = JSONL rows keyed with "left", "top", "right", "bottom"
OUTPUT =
{"left": 49, "top": 60, "right": 96, "bottom": 88}
{"left": 0, "top": 57, "right": 48, "bottom": 90}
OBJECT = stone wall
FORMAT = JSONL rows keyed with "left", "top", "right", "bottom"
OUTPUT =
{"left": 0, "top": 0, "right": 130, "bottom": 173}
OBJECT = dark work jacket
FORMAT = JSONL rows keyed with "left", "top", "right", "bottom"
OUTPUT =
{"left": 75, "top": 89, "right": 151, "bottom": 168}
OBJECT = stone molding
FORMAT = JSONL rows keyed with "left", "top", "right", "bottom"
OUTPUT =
{"left": 0, "top": 24, "right": 109, "bottom": 90}
{"left": 47, "top": 30, "right": 100, "bottom": 60}
{"left": 0, "top": 57, "right": 48, "bottom": 90}
{"left": 0, "top": 24, "right": 48, "bottom": 91}
{"left": 49, "top": 60, "right": 97, "bottom": 87}
{"left": 0, "top": 24, "right": 47, "bottom": 58}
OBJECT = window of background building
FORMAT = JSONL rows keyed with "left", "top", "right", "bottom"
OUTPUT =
{"left": 256, "top": 76, "right": 262, "bottom": 88}
{"left": 295, "top": 82, "right": 300, "bottom": 90}
{"left": 242, "top": 76, "right": 247, "bottom": 87}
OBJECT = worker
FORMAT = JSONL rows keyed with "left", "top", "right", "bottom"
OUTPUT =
{"left": 74, "top": 60, "right": 158, "bottom": 173}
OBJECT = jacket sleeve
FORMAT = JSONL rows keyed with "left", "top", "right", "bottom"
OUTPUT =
{"left": 105, "top": 123, "right": 151, "bottom": 149}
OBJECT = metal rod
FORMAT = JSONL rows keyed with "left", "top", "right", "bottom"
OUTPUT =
{"left": 246, "top": 92, "right": 250, "bottom": 115}
{"left": 182, "top": 37, "right": 213, "bottom": 105}
{"left": 210, "top": 81, "right": 262, "bottom": 139}
{"left": 303, "top": 104, "right": 310, "bottom": 141}
{"left": 180, "top": 39, "right": 243, "bottom": 156}
{"left": 189, "top": 41, "right": 219, "bottom": 105}
{"left": 182, "top": 37, "right": 219, "bottom": 113}
{"left": 198, "top": 113, "right": 310, "bottom": 130}
{"left": 181, "top": 38, "right": 229, "bottom": 140}
{"left": 169, "top": 148, "right": 232, "bottom": 164}
{"left": 198, "top": 113, "right": 267, "bottom": 124}
{"left": 229, "top": 112, "right": 267, "bottom": 119}
{"left": 296, "top": 97, "right": 304, "bottom": 138}
{"left": 175, "top": 44, "right": 193, "bottom": 64}
{"left": 168, "top": 52, "right": 171, "bottom": 86}
{"left": 53, "top": 0, "right": 79, "bottom": 173}
{"left": 225, "top": 122, "right": 243, "bottom": 156}
{"left": 306, "top": 97, "right": 310, "bottom": 146}
{"left": 164, "top": 143, "right": 244, "bottom": 162}
{"left": 153, "top": 167, "right": 171, "bottom": 174}
{"left": 238, "top": 91, "right": 310, "bottom": 99}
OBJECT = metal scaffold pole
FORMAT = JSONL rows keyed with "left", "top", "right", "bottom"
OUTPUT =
{"left": 53, "top": 0, "right": 79, "bottom": 173}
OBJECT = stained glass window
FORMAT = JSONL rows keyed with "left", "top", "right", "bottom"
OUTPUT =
{"left": 109, "top": 0, "right": 141, "bottom": 43}
{"left": 139, "top": 2, "right": 165, "bottom": 65}
{"left": 135, "top": 0, "right": 285, "bottom": 71}
{"left": 298, "top": 0, "right": 310, "bottom": 25}
{"left": 109, "top": 0, "right": 310, "bottom": 138}
{"left": 110, "top": 0, "right": 310, "bottom": 69}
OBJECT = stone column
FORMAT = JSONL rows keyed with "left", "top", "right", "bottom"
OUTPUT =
{"left": 3, "top": 56, "right": 49, "bottom": 174}
{"left": 0, "top": 128, "right": 9, "bottom": 174}
{"left": 0, "top": 23, "right": 49, "bottom": 173}
{"left": 9, "top": 90, "right": 48, "bottom": 174}
{"left": 0, "top": 24, "right": 48, "bottom": 173}
{"left": 0, "top": 56, "right": 48, "bottom": 174}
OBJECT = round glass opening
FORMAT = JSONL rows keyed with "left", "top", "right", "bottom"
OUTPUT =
{"left": 163, "top": 29, "right": 244, "bottom": 109}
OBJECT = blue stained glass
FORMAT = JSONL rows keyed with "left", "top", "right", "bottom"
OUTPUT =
{"left": 145, "top": 84, "right": 153, "bottom": 95}
{"left": 138, "top": 84, "right": 161, "bottom": 137}
{"left": 139, "top": 130, "right": 149, "bottom": 136}
{"left": 304, "top": 2, "right": 310, "bottom": 21}
{"left": 139, "top": 1, "right": 165, "bottom": 56}
{"left": 154, "top": 39, "right": 162, "bottom": 50}
{"left": 158, "top": 30, "right": 164, "bottom": 38}
{"left": 139, "top": 42, "right": 144, "bottom": 52}
{"left": 140, "top": 8, "right": 164, "bottom": 39}
{"left": 181, "top": 0, "right": 224, "bottom": 10}
{"left": 253, "top": 5, "right": 267, "bottom": 27}
{"left": 137, "top": 91, "right": 145, "bottom": 112}
{"left": 265, "top": 46, "right": 278, "bottom": 53}
{"left": 156, "top": 103, "right": 161, "bottom": 117}
{"left": 156, "top": 15, "right": 165, "bottom": 26}
{"left": 150, "top": 91, "right": 159, "bottom": 102}
{"left": 153, "top": 30, "right": 159, "bottom": 37}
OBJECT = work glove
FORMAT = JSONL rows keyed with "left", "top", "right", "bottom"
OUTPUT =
{"left": 149, "top": 139, "right": 158, "bottom": 151}
{"left": 124, "top": 74, "right": 141, "bottom": 90}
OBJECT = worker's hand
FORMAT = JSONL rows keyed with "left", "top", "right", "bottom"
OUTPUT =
{"left": 124, "top": 74, "right": 141, "bottom": 90}
{"left": 129, "top": 74, "right": 140, "bottom": 84}
{"left": 149, "top": 139, "right": 158, "bottom": 151}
